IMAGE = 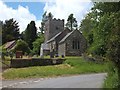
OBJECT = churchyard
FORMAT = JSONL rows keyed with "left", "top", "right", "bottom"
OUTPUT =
{"left": 1, "top": 56, "right": 108, "bottom": 80}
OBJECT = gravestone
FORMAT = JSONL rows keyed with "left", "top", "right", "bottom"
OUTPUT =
{"left": 61, "top": 55, "right": 64, "bottom": 58}
{"left": 50, "top": 51, "right": 54, "bottom": 58}
{"left": 16, "top": 51, "right": 23, "bottom": 58}
{"left": 40, "top": 44, "right": 44, "bottom": 58}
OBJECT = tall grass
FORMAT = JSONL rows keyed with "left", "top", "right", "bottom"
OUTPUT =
{"left": 103, "top": 62, "right": 119, "bottom": 88}
{"left": 65, "top": 57, "right": 108, "bottom": 73}
{"left": 2, "top": 56, "right": 108, "bottom": 79}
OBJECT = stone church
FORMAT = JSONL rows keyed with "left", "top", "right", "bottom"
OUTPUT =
{"left": 40, "top": 18, "right": 87, "bottom": 57}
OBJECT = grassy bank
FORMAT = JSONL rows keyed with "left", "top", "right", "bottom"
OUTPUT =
{"left": 103, "top": 62, "right": 119, "bottom": 88}
{"left": 2, "top": 57, "right": 108, "bottom": 79}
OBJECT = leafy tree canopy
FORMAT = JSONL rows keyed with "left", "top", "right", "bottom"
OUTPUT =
{"left": 23, "top": 21, "right": 37, "bottom": 49}
{"left": 80, "top": 2, "right": 120, "bottom": 87}
{"left": 66, "top": 14, "right": 78, "bottom": 31}
{"left": 2, "top": 18, "right": 20, "bottom": 44}
{"left": 13, "top": 39, "right": 30, "bottom": 54}
{"left": 32, "top": 33, "right": 44, "bottom": 55}
{"left": 40, "top": 12, "right": 53, "bottom": 34}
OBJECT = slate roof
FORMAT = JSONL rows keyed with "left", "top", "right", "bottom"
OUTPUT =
{"left": 46, "top": 29, "right": 82, "bottom": 44}
{"left": 46, "top": 28, "right": 71, "bottom": 44}
{"left": 59, "top": 30, "right": 74, "bottom": 43}
{"left": 46, "top": 32, "right": 62, "bottom": 43}
{"left": 59, "top": 30, "right": 82, "bottom": 43}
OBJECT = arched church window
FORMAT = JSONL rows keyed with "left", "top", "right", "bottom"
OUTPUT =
{"left": 72, "top": 40, "right": 80, "bottom": 49}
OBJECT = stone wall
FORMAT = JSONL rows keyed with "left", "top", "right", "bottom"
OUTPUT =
{"left": 66, "top": 31, "right": 87, "bottom": 56}
{"left": 10, "top": 58, "right": 65, "bottom": 68}
{"left": 58, "top": 30, "right": 87, "bottom": 56}
{"left": 65, "top": 31, "right": 87, "bottom": 56}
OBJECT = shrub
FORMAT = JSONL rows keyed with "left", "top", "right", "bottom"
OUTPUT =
{"left": 13, "top": 39, "right": 30, "bottom": 54}
{"left": 103, "top": 62, "right": 119, "bottom": 88}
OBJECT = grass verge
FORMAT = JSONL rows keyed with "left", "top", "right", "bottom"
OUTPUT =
{"left": 103, "top": 62, "right": 119, "bottom": 88}
{"left": 2, "top": 56, "right": 108, "bottom": 79}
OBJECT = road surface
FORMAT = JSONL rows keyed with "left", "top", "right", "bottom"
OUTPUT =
{"left": 2, "top": 73, "right": 107, "bottom": 88}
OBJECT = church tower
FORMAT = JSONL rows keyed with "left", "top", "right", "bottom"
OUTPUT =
{"left": 44, "top": 18, "right": 64, "bottom": 42}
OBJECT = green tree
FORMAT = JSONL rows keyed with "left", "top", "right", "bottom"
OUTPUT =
{"left": 2, "top": 18, "right": 20, "bottom": 44}
{"left": 13, "top": 39, "right": 30, "bottom": 54}
{"left": 39, "top": 11, "right": 47, "bottom": 34}
{"left": 24, "top": 21, "right": 37, "bottom": 49}
{"left": 0, "top": 21, "right": 2, "bottom": 45}
{"left": 40, "top": 12, "right": 53, "bottom": 34}
{"left": 66, "top": 14, "right": 78, "bottom": 30}
{"left": 89, "top": 13, "right": 114, "bottom": 56}
{"left": 106, "top": 11, "right": 120, "bottom": 87}
{"left": 80, "top": 13, "right": 97, "bottom": 47}
{"left": 91, "top": 1, "right": 120, "bottom": 74}
{"left": 47, "top": 12, "right": 53, "bottom": 19}
{"left": 32, "top": 33, "right": 44, "bottom": 55}
{"left": 80, "top": 2, "right": 119, "bottom": 56}
{"left": 80, "top": 2, "right": 120, "bottom": 87}
{"left": 20, "top": 31, "right": 25, "bottom": 40}
{"left": 90, "top": 2, "right": 120, "bottom": 57}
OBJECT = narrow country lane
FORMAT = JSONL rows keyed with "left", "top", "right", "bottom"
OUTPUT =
{"left": 2, "top": 73, "right": 107, "bottom": 88}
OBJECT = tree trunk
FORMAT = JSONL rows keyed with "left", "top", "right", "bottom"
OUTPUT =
{"left": 70, "top": 21, "right": 72, "bottom": 31}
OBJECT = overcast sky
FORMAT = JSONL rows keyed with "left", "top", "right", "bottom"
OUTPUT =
{"left": 0, "top": 0, "right": 93, "bottom": 33}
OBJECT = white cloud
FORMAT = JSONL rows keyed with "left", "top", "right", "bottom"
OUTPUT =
{"left": 0, "top": 0, "right": 93, "bottom": 33}
{"left": 36, "top": 20, "right": 41, "bottom": 32}
{"left": 44, "top": 0, "right": 93, "bottom": 25}
{"left": 0, "top": 1, "right": 41, "bottom": 33}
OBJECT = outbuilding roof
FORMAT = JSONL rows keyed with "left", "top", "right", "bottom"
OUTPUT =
{"left": 4, "top": 40, "right": 16, "bottom": 50}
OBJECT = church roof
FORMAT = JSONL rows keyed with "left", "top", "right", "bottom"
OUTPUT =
{"left": 46, "top": 29, "right": 82, "bottom": 44}
{"left": 46, "top": 32, "right": 62, "bottom": 43}
{"left": 46, "top": 28, "right": 71, "bottom": 43}
{"left": 59, "top": 30, "right": 81, "bottom": 43}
